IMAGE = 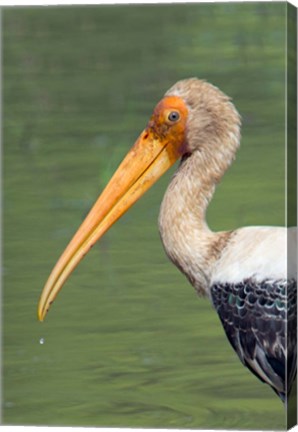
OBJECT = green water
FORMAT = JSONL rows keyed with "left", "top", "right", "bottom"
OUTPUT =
{"left": 3, "top": 3, "right": 288, "bottom": 429}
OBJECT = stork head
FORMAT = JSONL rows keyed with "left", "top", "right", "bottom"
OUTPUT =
{"left": 38, "top": 78, "right": 241, "bottom": 321}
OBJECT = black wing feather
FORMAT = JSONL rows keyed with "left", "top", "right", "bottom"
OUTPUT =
{"left": 211, "top": 279, "right": 297, "bottom": 402}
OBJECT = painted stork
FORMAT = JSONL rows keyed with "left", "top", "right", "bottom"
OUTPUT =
{"left": 38, "top": 78, "right": 297, "bottom": 402}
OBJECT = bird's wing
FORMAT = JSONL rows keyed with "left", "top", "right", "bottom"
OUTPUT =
{"left": 211, "top": 278, "right": 297, "bottom": 401}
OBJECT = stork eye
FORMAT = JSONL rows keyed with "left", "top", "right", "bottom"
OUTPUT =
{"left": 167, "top": 111, "right": 180, "bottom": 122}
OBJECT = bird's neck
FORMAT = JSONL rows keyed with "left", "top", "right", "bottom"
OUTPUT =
{"left": 158, "top": 150, "right": 233, "bottom": 296}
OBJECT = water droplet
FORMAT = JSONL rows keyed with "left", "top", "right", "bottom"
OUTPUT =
{"left": 39, "top": 338, "right": 45, "bottom": 345}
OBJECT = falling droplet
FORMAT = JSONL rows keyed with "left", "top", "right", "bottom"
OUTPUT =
{"left": 39, "top": 338, "right": 45, "bottom": 345}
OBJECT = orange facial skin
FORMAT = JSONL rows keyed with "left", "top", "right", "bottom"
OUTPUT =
{"left": 38, "top": 95, "right": 189, "bottom": 321}
{"left": 149, "top": 96, "right": 189, "bottom": 147}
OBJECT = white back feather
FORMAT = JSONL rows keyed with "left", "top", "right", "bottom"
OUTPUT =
{"left": 211, "top": 226, "right": 297, "bottom": 285}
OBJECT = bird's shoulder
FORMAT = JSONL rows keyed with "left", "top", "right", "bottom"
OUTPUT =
{"left": 211, "top": 226, "right": 296, "bottom": 285}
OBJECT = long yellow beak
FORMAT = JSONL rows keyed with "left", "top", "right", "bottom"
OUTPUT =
{"left": 37, "top": 127, "right": 183, "bottom": 321}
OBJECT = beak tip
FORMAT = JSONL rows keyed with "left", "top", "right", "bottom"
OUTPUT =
{"left": 37, "top": 305, "right": 45, "bottom": 322}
